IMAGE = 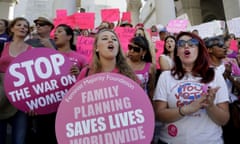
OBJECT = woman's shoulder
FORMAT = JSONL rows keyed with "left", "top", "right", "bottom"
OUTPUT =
{"left": 159, "top": 54, "right": 167, "bottom": 58}
{"left": 159, "top": 54, "right": 171, "bottom": 62}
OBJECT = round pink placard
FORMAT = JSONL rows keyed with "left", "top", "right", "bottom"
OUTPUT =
{"left": 55, "top": 72, "right": 154, "bottom": 144}
{"left": 4, "top": 48, "right": 76, "bottom": 114}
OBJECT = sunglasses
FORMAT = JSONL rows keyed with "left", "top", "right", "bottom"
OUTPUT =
{"left": 208, "top": 41, "right": 225, "bottom": 48}
{"left": 128, "top": 44, "right": 142, "bottom": 53}
{"left": 177, "top": 38, "right": 199, "bottom": 47}
{"left": 36, "top": 23, "right": 48, "bottom": 27}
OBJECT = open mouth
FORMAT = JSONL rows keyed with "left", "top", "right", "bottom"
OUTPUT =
{"left": 184, "top": 50, "right": 191, "bottom": 56}
{"left": 108, "top": 45, "right": 114, "bottom": 50}
{"left": 54, "top": 37, "right": 58, "bottom": 41}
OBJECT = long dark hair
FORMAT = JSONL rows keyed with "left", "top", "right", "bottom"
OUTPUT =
{"left": 130, "top": 36, "right": 152, "bottom": 63}
{"left": 171, "top": 32, "right": 214, "bottom": 83}
{"left": 163, "top": 35, "right": 176, "bottom": 55}
{"left": 56, "top": 24, "right": 76, "bottom": 51}
{"left": 0, "top": 19, "right": 9, "bottom": 35}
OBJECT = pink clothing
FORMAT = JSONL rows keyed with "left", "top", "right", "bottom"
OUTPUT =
{"left": 0, "top": 42, "right": 32, "bottom": 73}
{"left": 59, "top": 51, "right": 88, "bottom": 71}
{"left": 135, "top": 62, "right": 151, "bottom": 93}
{"left": 77, "top": 67, "right": 119, "bottom": 81}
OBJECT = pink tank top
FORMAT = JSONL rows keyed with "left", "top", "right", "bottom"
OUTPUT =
{"left": 135, "top": 62, "right": 151, "bottom": 93}
{"left": 0, "top": 42, "right": 32, "bottom": 72}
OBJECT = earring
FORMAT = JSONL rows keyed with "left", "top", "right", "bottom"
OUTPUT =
{"left": 142, "top": 55, "right": 145, "bottom": 60}
{"left": 96, "top": 49, "right": 99, "bottom": 52}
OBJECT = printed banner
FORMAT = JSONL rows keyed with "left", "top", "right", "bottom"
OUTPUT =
{"left": 4, "top": 48, "right": 76, "bottom": 114}
{"left": 55, "top": 73, "right": 154, "bottom": 144}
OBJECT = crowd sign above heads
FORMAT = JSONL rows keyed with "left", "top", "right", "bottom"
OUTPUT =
{"left": 121, "top": 12, "right": 132, "bottom": 24}
{"left": 166, "top": 19, "right": 189, "bottom": 33}
{"left": 76, "top": 36, "right": 95, "bottom": 63}
{"left": 114, "top": 27, "right": 136, "bottom": 52}
{"left": 54, "top": 12, "right": 95, "bottom": 29}
{"left": 55, "top": 73, "right": 155, "bottom": 144}
{"left": 56, "top": 9, "right": 68, "bottom": 18}
{"left": 227, "top": 17, "right": 240, "bottom": 38}
{"left": 188, "top": 20, "right": 225, "bottom": 39}
{"left": 53, "top": 8, "right": 124, "bottom": 30}
{"left": 4, "top": 48, "right": 76, "bottom": 114}
{"left": 101, "top": 8, "right": 120, "bottom": 22}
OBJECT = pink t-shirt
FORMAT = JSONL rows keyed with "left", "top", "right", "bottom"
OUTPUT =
{"left": 0, "top": 42, "right": 32, "bottom": 73}
{"left": 59, "top": 51, "right": 88, "bottom": 71}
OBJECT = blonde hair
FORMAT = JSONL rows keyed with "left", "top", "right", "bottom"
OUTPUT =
{"left": 90, "top": 29, "right": 139, "bottom": 82}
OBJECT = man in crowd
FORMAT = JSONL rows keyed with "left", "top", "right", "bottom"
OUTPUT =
{"left": 25, "top": 16, "right": 56, "bottom": 49}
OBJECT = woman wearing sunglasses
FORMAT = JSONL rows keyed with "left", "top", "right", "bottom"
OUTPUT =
{"left": 126, "top": 36, "right": 155, "bottom": 100}
{"left": 153, "top": 32, "right": 230, "bottom": 144}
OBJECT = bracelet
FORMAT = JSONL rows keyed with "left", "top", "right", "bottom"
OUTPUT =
{"left": 179, "top": 106, "right": 185, "bottom": 116}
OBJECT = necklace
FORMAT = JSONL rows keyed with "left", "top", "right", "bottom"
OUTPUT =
{"left": 9, "top": 42, "right": 28, "bottom": 57}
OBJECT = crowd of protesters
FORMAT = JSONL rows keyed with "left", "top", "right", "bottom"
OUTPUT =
{"left": 0, "top": 15, "right": 240, "bottom": 144}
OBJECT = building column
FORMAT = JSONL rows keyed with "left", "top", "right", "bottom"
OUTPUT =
{"left": 0, "top": 2, "right": 15, "bottom": 19}
{"left": 222, "top": 0, "right": 240, "bottom": 20}
{"left": 126, "top": 0, "right": 142, "bottom": 26}
{"left": 181, "top": 0, "right": 202, "bottom": 25}
{"left": 52, "top": 0, "right": 77, "bottom": 17}
{"left": 155, "top": 0, "right": 176, "bottom": 26}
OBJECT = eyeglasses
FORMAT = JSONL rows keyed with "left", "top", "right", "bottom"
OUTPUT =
{"left": 35, "top": 23, "right": 48, "bottom": 27}
{"left": 128, "top": 44, "right": 142, "bottom": 53}
{"left": 177, "top": 38, "right": 199, "bottom": 47}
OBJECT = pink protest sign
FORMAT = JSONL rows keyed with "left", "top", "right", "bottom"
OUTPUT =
{"left": 56, "top": 9, "right": 67, "bottom": 18}
{"left": 229, "top": 39, "right": 238, "bottom": 52}
{"left": 74, "top": 13, "right": 95, "bottom": 29}
{"left": 4, "top": 48, "right": 77, "bottom": 114}
{"left": 155, "top": 40, "right": 165, "bottom": 69}
{"left": 55, "top": 73, "right": 154, "bottom": 144}
{"left": 115, "top": 26, "right": 136, "bottom": 52}
{"left": 76, "top": 36, "right": 94, "bottom": 63}
{"left": 101, "top": 8, "right": 120, "bottom": 22}
{"left": 166, "top": 19, "right": 189, "bottom": 33}
{"left": 122, "top": 12, "right": 131, "bottom": 23}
